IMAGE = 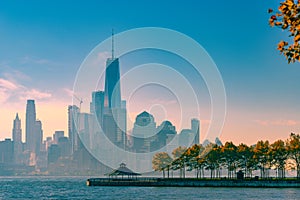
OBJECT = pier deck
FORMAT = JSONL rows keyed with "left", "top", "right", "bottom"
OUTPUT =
{"left": 86, "top": 178, "right": 300, "bottom": 188}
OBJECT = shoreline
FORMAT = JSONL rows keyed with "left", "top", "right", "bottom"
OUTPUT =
{"left": 86, "top": 178, "right": 300, "bottom": 188}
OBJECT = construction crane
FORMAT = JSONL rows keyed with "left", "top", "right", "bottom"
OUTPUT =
{"left": 73, "top": 94, "right": 83, "bottom": 112}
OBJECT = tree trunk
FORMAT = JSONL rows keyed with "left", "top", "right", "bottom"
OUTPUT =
{"left": 297, "top": 163, "right": 300, "bottom": 179}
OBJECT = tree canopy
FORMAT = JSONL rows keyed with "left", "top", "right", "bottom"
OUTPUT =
{"left": 153, "top": 133, "right": 300, "bottom": 179}
{"left": 269, "top": 0, "right": 300, "bottom": 63}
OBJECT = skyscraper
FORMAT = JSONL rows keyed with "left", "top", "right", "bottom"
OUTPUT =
{"left": 34, "top": 120, "right": 43, "bottom": 155}
{"left": 152, "top": 120, "right": 176, "bottom": 151}
{"left": 90, "top": 91, "right": 104, "bottom": 125}
{"left": 102, "top": 32, "right": 127, "bottom": 148}
{"left": 12, "top": 113, "right": 22, "bottom": 164}
{"left": 68, "top": 105, "right": 80, "bottom": 154}
{"left": 132, "top": 111, "right": 157, "bottom": 153}
{"left": 53, "top": 131, "right": 64, "bottom": 144}
{"left": 26, "top": 99, "right": 36, "bottom": 152}
{"left": 179, "top": 129, "right": 193, "bottom": 147}
{"left": 104, "top": 58, "right": 121, "bottom": 109}
{"left": 191, "top": 118, "right": 200, "bottom": 145}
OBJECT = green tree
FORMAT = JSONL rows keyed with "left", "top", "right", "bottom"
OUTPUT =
{"left": 286, "top": 133, "right": 300, "bottom": 178}
{"left": 269, "top": 0, "right": 300, "bottom": 63}
{"left": 171, "top": 146, "right": 187, "bottom": 178}
{"left": 269, "top": 140, "right": 288, "bottom": 178}
{"left": 220, "top": 142, "right": 238, "bottom": 178}
{"left": 237, "top": 143, "right": 255, "bottom": 178}
{"left": 185, "top": 144, "right": 205, "bottom": 178}
{"left": 253, "top": 140, "right": 271, "bottom": 178}
{"left": 152, "top": 152, "right": 173, "bottom": 178}
{"left": 204, "top": 144, "right": 221, "bottom": 179}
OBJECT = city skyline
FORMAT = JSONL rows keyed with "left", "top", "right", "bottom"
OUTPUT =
{"left": 0, "top": 0, "right": 300, "bottom": 146}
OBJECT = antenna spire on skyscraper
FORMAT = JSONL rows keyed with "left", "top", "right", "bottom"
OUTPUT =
{"left": 112, "top": 29, "right": 114, "bottom": 59}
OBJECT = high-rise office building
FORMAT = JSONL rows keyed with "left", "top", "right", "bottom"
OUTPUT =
{"left": 179, "top": 129, "right": 193, "bottom": 147}
{"left": 68, "top": 105, "right": 80, "bottom": 154}
{"left": 90, "top": 91, "right": 105, "bottom": 125}
{"left": 104, "top": 58, "right": 121, "bottom": 109}
{"left": 132, "top": 111, "right": 156, "bottom": 153}
{"left": 102, "top": 34, "right": 127, "bottom": 149}
{"left": 34, "top": 120, "right": 43, "bottom": 155}
{"left": 26, "top": 99, "right": 36, "bottom": 152}
{"left": 0, "top": 139, "right": 14, "bottom": 164}
{"left": 191, "top": 118, "right": 200, "bottom": 145}
{"left": 57, "top": 137, "right": 71, "bottom": 157}
{"left": 53, "top": 131, "right": 64, "bottom": 144}
{"left": 12, "top": 113, "right": 22, "bottom": 164}
{"left": 152, "top": 120, "right": 176, "bottom": 151}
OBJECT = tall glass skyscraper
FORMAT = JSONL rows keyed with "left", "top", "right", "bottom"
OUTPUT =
{"left": 90, "top": 91, "right": 105, "bottom": 125}
{"left": 104, "top": 58, "right": 121, "bottom": 109}
{"left": 26, "top": 99, "right": 36, "bottom": 152}
{"left": 101, "top": 37, "right": 127, "bottom": 149}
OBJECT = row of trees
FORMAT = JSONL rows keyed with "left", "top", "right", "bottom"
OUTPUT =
{"left": 152, "top": 133, "right": 300, "bottom": 179}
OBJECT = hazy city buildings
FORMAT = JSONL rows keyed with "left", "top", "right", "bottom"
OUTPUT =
{"left": 12, "top": 113, "right": 22, "bottom": 164}
{"left": 152, "top": 120, "right": 177, "bottom": 151}
{"left": 68, "top": 105, "right": 79, "bottom": 154}
{"left": 34, "top": 120, "right": 43, "bottom": 155}
{"left": 179, "top": 129, "right": 194, "bottom": 147}
{"left": 0, "top": 32, "right": 204, "bottom": 175}
{"left": 99, "top": 46, "right": 127, "bottom": 149}
{"left": 53, "top": 131, "right": 64, "bottom": 144}
{"left": 90, "top": 91, "right": 104, "bottom": 124}
{"left": 0, "top": 139, "right": 13, "bottom": 164}
{"left": 104, "top": 58, "right": 121, "bottom": 109}
{"left": 131, "top": 111, "right": 157, "bottom": 153}
{"left": 25, "top": 99, "right": 36, "bottom": 153}
{"left": 191, "top": 118, "right": 200, "bottom": 145}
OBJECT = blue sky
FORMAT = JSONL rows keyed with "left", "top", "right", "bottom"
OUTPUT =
{"left": 0, "top": 0, "right": 300, "bottom": 144}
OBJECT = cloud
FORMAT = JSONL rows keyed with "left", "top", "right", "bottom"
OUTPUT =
{"left": 0, "top": 78, "right": 52, "bottom": 104}
{"left": 0, "top": 78, "right": 19, "bottom": 90}
{"left": 23, "top": 89, "right": 52, "bottom": 100}
{"left": 2, "top": 70, "right": 31, "bottom": 82}
{"left": 20, "top": 56, "right": 52, "bottom": 65}
{"left": 254, "top": 120, "right": 299, "bottom": 126}
{"left": 63, "top": 88, "right": 74, "bottom": 97}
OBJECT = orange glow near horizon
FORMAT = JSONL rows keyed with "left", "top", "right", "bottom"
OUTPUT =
{"left": 1, "top": 98, "right": 299, "bottom": 146}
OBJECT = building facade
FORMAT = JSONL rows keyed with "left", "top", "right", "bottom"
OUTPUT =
{"left": 25, "top": 99, "right": 36, "bottom": 152}
{"left": 12, "top": 113, "right": 22, "bottom": 164}
{"left": 191, "top": 118, "right": 200, "bottom": 145}
{"left": 132, "top": 111, "right": 157, "bottom": 153}
{"left": 68, "top": 105, "right": 80, "bottom": 154}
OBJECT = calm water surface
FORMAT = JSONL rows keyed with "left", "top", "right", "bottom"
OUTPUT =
{"left": 0, "top": 177, "right": 299, "bottom": 199}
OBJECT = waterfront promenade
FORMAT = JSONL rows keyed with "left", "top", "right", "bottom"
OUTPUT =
{"left": 86, "top": 177, "right": 300, "bottom": 188}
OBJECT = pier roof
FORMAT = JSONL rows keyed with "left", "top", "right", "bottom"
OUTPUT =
{"left": 107, "top": 163, "right": 141, "bottom": 177}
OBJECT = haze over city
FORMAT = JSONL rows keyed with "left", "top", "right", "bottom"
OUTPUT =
{"left": 1, "top": 1, "right": 300, "bottom": 199}
{"left": 1, "top": 0, "right": 300, "bottom": 146}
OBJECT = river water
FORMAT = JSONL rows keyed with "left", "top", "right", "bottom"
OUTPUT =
{"left": 0, "top": 177, "right": 299, "bottom": 199}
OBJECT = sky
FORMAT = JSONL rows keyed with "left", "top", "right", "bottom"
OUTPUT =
{"left": 0, "top": 0, "right": 300, "bottom": 145}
